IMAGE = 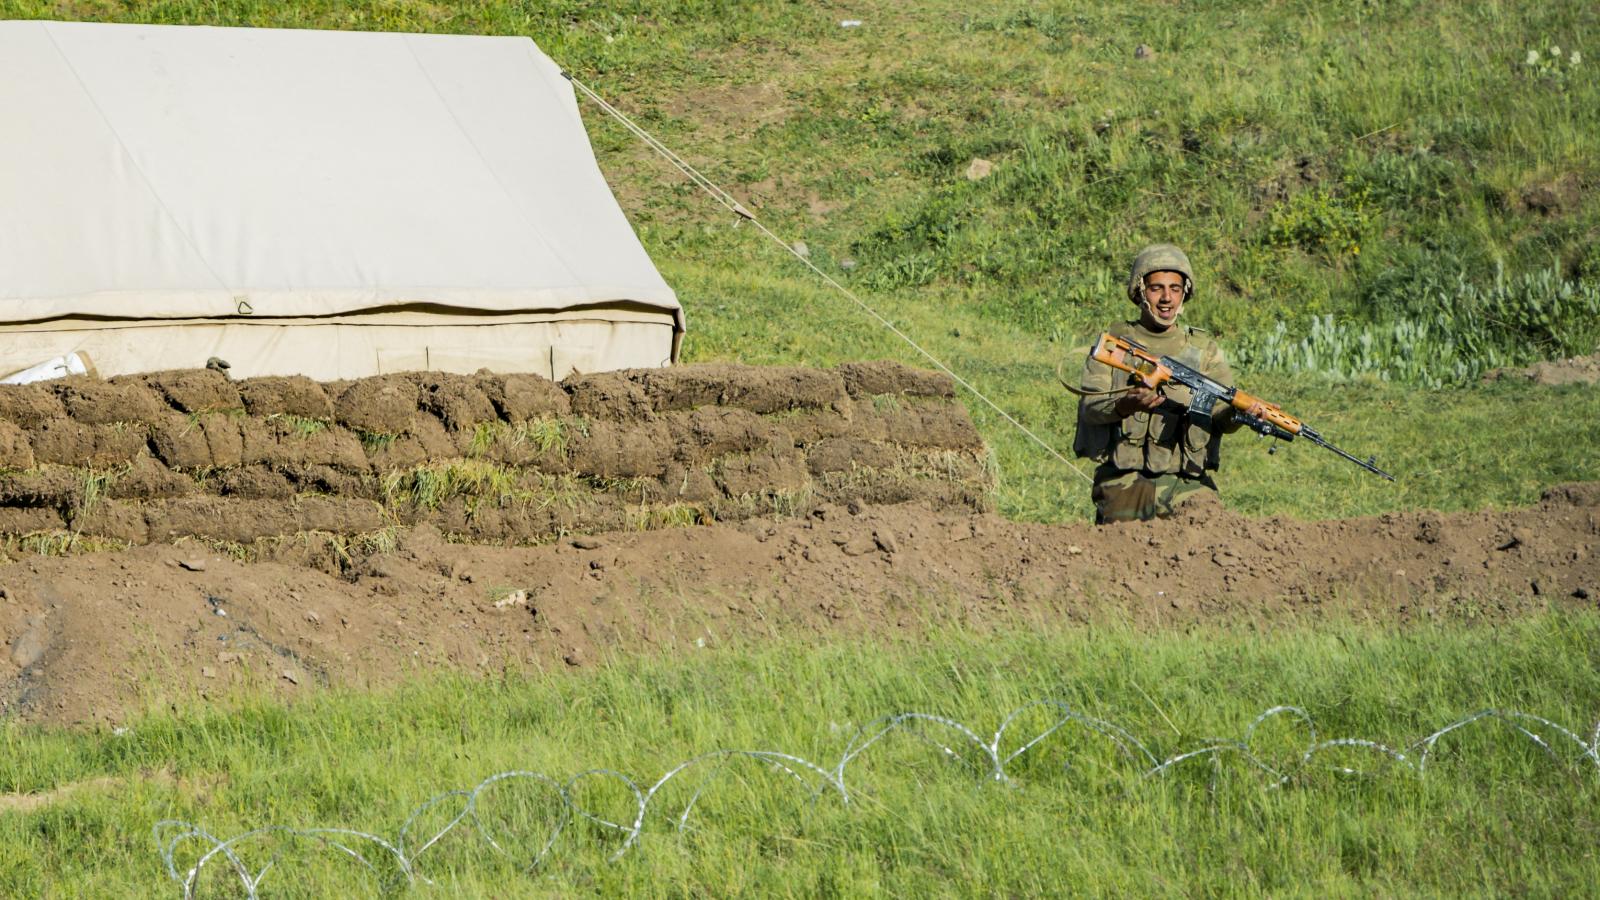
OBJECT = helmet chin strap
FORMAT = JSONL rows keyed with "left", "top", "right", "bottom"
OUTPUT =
{"left": 1133, "top": 275, "right": 1193, "bottom": 303}
{"left": 1139, "top": 297, "right": 1181, "bottom": 323}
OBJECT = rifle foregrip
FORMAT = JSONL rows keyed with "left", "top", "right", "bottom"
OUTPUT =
{"left": 1232, "top": 390, "right": 1303, "bottom": 435}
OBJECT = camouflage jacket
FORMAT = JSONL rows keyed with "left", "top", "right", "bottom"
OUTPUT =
{"left": 1073, "top": 320, "right": 1240, "bottom": 478}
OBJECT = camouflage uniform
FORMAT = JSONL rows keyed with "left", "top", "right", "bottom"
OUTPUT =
{"left": 1073, "top": 245, "right": 1243, "bottom": 524}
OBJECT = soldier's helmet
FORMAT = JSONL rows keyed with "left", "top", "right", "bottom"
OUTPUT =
{"left": 1126, "top": 243, "right": 1194, "bottom": 303}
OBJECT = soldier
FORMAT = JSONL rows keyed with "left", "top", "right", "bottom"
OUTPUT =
{"left": 1073, "top": 244, "right": 1262, "bottom": 524}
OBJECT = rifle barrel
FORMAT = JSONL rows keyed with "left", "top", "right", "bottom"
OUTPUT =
{"left": 1302, "top": 427, "right": 1394, "bottom": 481}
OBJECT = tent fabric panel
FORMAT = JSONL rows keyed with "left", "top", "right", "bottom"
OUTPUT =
{"left": 399, "top": 35, "right": 672, "bottom": 302}
{"left": 40, "top": 23, "right": 581, "bottom": 305}
{"left": 0, "top": 319, "right": 675, "bottom": 381}
{"left": 0, "top": 21, "right": 678, "bottom": 325}
{"left": 0, "top": 21, "right": 233, "bottom": 306}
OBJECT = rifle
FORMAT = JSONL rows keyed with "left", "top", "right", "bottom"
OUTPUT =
{"left": 1090, "top": 332, "right": 1394, "bottom": 481}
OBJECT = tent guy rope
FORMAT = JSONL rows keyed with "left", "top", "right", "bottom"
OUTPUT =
{"left": 562, "top": 72, "right": 1095, "bottom": 486}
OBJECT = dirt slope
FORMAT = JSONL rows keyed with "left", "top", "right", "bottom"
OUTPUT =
{"left": 2, "top": 484, "right": 1596, "bottom": 727}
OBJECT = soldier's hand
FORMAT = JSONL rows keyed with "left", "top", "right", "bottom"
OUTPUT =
{"left": 1114, "top": 387, "right": 1166, "bottom": 417}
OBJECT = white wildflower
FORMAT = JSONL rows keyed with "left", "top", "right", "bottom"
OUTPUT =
{"left": 1550, "top": 45, "right": 1561, "bottom": 57}
{"left": 1526, "top": 49, "right": 1540, "bottom": 65}
{"left": 1571, "top": 50, "right": 1582, "bottom": 66}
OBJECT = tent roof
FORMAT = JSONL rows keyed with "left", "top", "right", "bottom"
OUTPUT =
{"left": 0, "top": 20, "right": 680, "bottom": 329}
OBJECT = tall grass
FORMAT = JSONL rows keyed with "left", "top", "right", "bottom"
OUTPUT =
{"left": 3, "top": 612, "right": 1597, "bottom": 895}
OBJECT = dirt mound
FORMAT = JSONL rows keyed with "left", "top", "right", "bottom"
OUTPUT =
{"left": 1483, "top": 353, "right": 1600, "bottom": 386}
{"left": 1, "top": 483, "right": 1596, "bottom": 727}
{"left": 1514, "top": 171, "right": 1586, "bottom": 217}
{"left": 0, "top": 361, "right": 988, "bottom": 548}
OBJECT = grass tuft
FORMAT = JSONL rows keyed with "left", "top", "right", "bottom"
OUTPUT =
{"left": 267, "top": 413, "right": 328, "bottom": 438}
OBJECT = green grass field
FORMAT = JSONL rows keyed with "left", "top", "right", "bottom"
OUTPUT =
{"left": 2, "top": 0, "right": 1598, "bottom": 895}
{"left": 5, "top": 614, "right": 1599, "bottom": 896}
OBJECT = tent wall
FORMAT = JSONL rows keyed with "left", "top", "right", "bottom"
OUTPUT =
{"left": 0, "top": 316, "right": 676, "bottom": 381}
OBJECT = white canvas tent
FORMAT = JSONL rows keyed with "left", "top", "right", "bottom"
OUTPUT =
{"left": 0, "top": 20, "right": 682, "bottom": 381}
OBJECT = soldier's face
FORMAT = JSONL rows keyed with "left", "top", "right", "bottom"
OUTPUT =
{"left": 1138, "top": 271, "right": 1185, "bottom": 331}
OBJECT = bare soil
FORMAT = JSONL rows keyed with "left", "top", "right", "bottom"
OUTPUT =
{"left": 2, "top": 484, "right": 1596, "bottom": 728}
{"left": 1484, "top": 352, "right": 1600, "bottom": 386}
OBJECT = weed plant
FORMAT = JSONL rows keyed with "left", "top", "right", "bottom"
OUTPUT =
{"left": 268, "top": 414, "right": 329, "bottom": 439}
{"left": 0, "top": 530, "right": 129, "bottom": 561}
{"left": 467, "top": 418, "right": 573, "bottom": 460}
{"left": 1237, "top": 267, "right": 1600, "bottom": 386}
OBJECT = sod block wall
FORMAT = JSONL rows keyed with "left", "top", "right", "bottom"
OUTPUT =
{"left": 0, "top": 361, "right": 991, "bottom": 548}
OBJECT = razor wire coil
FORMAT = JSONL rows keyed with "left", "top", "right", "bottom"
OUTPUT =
{"left": 155, "top": 702, "right": 1600, "bottom": 898}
